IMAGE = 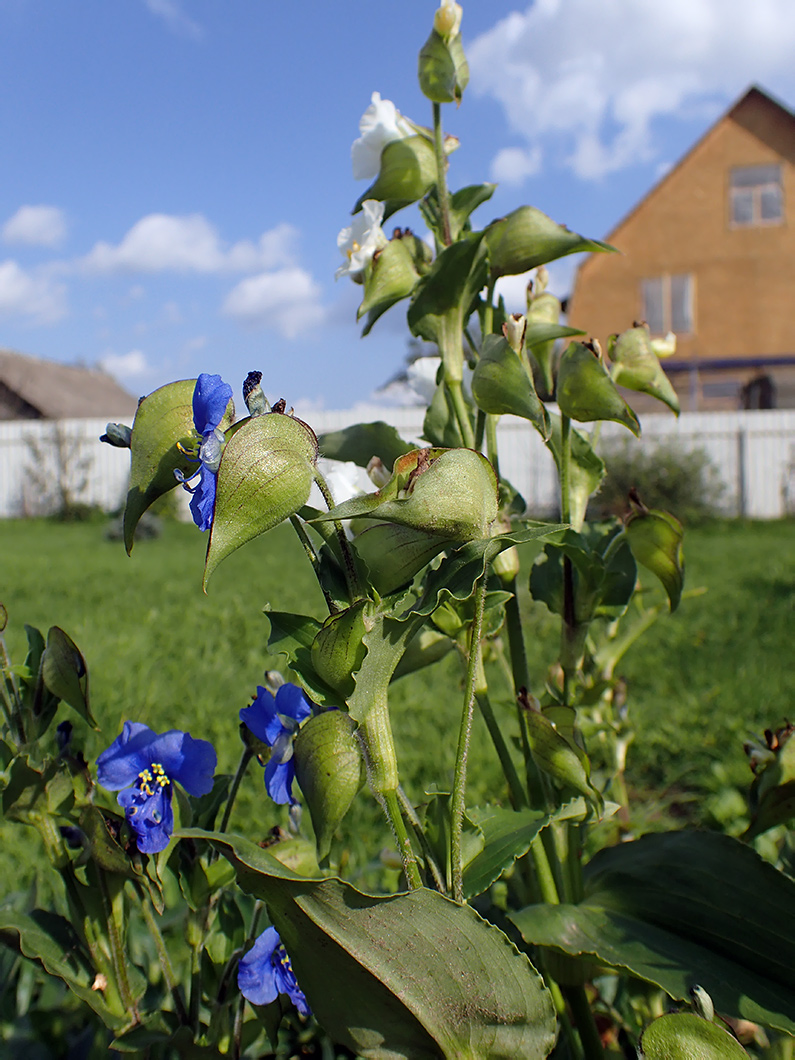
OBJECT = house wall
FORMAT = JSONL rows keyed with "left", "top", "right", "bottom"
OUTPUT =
{"left": 568, "top": 90, "right": 795, "bottom": 409}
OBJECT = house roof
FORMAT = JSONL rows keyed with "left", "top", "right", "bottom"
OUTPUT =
{"left": 0, "top": 347, "right": 138, "bottom": 420}
{"left": 600, "top": 85, "right": 795, "bottom": 247}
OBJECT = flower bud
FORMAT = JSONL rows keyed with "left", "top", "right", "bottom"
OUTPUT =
{"left": 366, "top": 456, "right": 391, "bottom": 488}
{"left": 650, "top": 330, "right": 676, "bottom": 358}
{"left": 502, "top": 313, "right": 526, "bottom": 356}
{"left": 243, "top": 371, "right": 269, "bottom": 416}
{"left": 434, "top": 0, "right": 463, "bottom": 38}
{"left": 100, "top": 422, "right": 133, "bottom": 448}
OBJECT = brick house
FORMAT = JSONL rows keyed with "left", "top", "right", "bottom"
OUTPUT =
{"left": 568, "top": 86, "right": 795, "bottom": 411}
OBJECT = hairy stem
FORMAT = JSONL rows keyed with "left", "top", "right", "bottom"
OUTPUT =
{"left": 314, "top": 469, "right": 363, "bottom": 602}
{"left": 432, "top": 101, "right": 452, "bottom": 246}
{"left": 475, "top": 693, "right": 525, "bottom": 810}
{"left": 450, "top": 576, "right": 487, "bottom": 902}
{"left": 140, "top": 896, "right": 189, "bottom": 1024}
{"left": 289, "top": 515, "right": 338, "bottom": 614}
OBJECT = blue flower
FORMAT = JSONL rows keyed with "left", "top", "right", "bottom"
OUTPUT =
{"left": 174, "top": 373, "right": 234, "bottom": 532}
{"left": 238, "top": 926, "right": 310, "bottom": 1015}
{"left": 240, "top": 683, "right": 311, "bottom": 805}
{"left": 96, "top": 722, "right": 217, "bottom": 854}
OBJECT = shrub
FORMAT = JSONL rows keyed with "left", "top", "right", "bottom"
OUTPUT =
{"left": 589, "top": 441, "right": 725, "bottom": 524}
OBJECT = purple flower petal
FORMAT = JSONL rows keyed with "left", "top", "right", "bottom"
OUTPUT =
{"left": 193, "top": 373, "right": 233, "bottom": 436}
{"left": 96, "top": 721, "right": 161, "bottom": 790}
{"left": 264, "top": 757, "right": 296, "bottom": 805}
{"left": 189, "top": 464, "right": 217, "bottom": 532}
{"left": 275, "top": 684, "right": 312, "bottom": 724}
{"left": 118, "top": 783, "right": 174, "bottom": 854}
{"left": 240, "top": 687, "right": 286, "bottom": 747}
{"left": 238, "top": 927, "right": 309, "bottom": 1015}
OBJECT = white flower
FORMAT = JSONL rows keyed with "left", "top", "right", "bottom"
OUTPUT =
{"left": 434, "top": 0, "right": 462, "bottom": 38}
{"left": 650, "top": 331, "right": 677, "bottom": 358}
{"left": 351, "top": 92, "right": 415, "bottom": 182}
{"left": 335, "top": 199, "right": 388, "bottom": 282}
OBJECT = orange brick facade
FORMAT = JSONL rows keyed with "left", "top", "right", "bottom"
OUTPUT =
{"left": 568, "top": 87, "right": 795, "bottom": 410}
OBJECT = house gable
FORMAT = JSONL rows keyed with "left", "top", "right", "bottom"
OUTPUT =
{"left": 568, "top": 86, "right": 795, "bottom": 397}
{"left": 0, "top": 348, "right": 138, "bottom": 421}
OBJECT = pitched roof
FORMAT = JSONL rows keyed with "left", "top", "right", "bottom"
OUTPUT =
{"left": 0, "top": 347, "right": 138, "bottom": 420}
{"left": 602, "top": 85, "right": 795, "bottom": 245}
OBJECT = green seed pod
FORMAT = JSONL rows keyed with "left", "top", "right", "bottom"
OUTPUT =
{"left": 293, "top": 711, "right": 365, "bottom": 861}
{"left": 557, "top": 342, "right": 640, "bottom": 436}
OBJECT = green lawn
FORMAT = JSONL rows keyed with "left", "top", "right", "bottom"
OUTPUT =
{"left": 1, "top": 516, "right": 793, "bottom": 889}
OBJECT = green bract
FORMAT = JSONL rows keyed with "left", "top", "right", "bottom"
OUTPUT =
{"left": 557, "top": 341, "right": 641, "bottom": 435}
{"left": 418, "top": 26, "right": 469, "bottom": 104}
{"left": 608, "top": 323, "right": 681, "bottom": 415}
{"left": 625, "top": 501, "right": 685, "bottom": 611}
{"left": 123, "top": 378, "right": 234, "bottom": 553}
{"left": 204, "top": 411, "right": 318, "bottom": 588}
{"left": 353, "top": 135, "right": 439, "bottom": 221}
{"left": 484, "top": 205, "right": 615, "bottom": 279}
{"left": 312, "top": 447, "right": 498, "bottom": 542}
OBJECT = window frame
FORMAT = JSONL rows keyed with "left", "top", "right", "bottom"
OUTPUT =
{"left": 640, "top": 273, "right": 694, "bottom": 336}
{"left": 729, "top": 164, "right": 784, "bottom": 228}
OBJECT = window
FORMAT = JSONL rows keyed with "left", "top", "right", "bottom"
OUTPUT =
{"left": 641, "top": 274, "right": 694, "bottom": 335}
{"left": 730, "top": 164, "right": 783, "bottom": 226}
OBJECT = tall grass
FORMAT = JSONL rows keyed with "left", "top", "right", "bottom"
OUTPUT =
{"left": 1, "top": 516, "right": 792, "bottom": 889}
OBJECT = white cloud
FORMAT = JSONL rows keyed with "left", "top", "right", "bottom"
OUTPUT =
{"left": 0, "top": 261, "right": 67, "bottom": 323}
{"left": 143, "top": 0, "right": 202, "bottom": 40}
{"left": 99, "top": 348, "right": 153, "bottom": 381}
{"left": 490, "top": 146, "right": 542, "bottom": 186}
{"left": 2, "top": 205, "right": 67, "bottom": 248}
{"left": 468, "top": 0, "right": 795, "bottom": 179}
{"left": 81, "top": 214, "right": 298, "bottom": 275}
{"left": 222, "top": 268, "right": 326, "bottom": 338}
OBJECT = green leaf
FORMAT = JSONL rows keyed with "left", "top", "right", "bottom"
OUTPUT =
{"left": 183, "top": 829, "right": 557, "bottom": 1060}
{"left": 354, "top": 522, "right": 453, "bottom": 597}
{"left": 625, "top": 504, "right": 685, "bottom": 612}
{"left": 294, "top": 711, "right": 365, "bottom": 861}
{"left": 265, "top": 611, "right": 341, "bottom": 708}
{"left": 545, "top": 414, "right": 606, "bottom": 533}
{"left": 471, "top": 334, "right": 550, "bottom": 437}
{"left": 485, "top": 205, "right": 615, "bottom": 278}
{"left": 423, "top": 380, "right": 465, "bottom": 448}
{"left": 448, "top": 183, "right": 497, "bottom": 241}
{"left": 641, "top": 1012, "right": 750, "bottom": 1059}
{"left": 511, "top": 830, "right": 795, "bottom": 1034}
{"left": 317, "top": 422, "right": 414, "bottom": 470}
{"left": 557, "top": 342, "right": 640, "bottom": 436}
{"left": 204, "top": 412, "right": 318, "bottom": 589}
{"left": 42, "top": 626, "right": 96, "bottom": 728}
{"left": 408, "top": 233, "right": 489, "bottom": 380}
{"left": 0, "top": 909, "right": 129, "bottom": 1029}
{"left": 464, "top": 799, "right": 598, "bottom": 899}
{"left": 745, "top": 735, "right": 795, "bottom": 839}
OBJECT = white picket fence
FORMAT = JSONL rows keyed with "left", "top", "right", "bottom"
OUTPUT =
{"left": 1, "top": 408, "right": 794, "bottom": 520}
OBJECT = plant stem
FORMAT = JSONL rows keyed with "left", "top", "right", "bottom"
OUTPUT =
{"left": 562, "top": 984, "right": 606, "bottom": 1060}
{"left": 450, "top": 576, "right": 487, "bottom": 902}
{"left": 0, "top": 632, "right": 25, "bottom": 742}
{"left": 447, "top": 378, "right": 476, "bottom": 448}
{"left": 475, "top": 693, "right": 525, "bottom": 809}
{"left": 314, "top": 469, "right": 363, "bottom": 602}
{"left": 398, "top": 785, "right": 446, "bottom": 893}
{"left": 289, "top": 515, "right": 338, "bottom": 615}
{"left": 485, "top": 415, "right": 501, "bottom": 480}
{"left": 383, "top": 788, "right": 423, "bottom": 890}
{"left": 560, "top": 414, "right": 572, "bottom": 525}
{"left": 218, "top": 747, "right": 254, "bottom": 835}
{"left": 432, "top": 102, "right": 452, "bottom": 246}
{"left": 140, "top": 896, "right": 189, "bottom": 1024}
{"left": 483, "top": 276, "right": 496, "bottom": 337}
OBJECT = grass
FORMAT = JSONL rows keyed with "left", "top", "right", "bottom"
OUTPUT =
{"left": 1, "top": 514, "right": 793, "bottom": 890}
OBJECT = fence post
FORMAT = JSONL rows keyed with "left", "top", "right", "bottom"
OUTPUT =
{"left": 736, "top": 424, "right": 748, "bottom": 518}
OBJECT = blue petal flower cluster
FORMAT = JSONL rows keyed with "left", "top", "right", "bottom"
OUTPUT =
{"left": 238, "top": 926, "right": 310, "bottom": 1015}
{"left": 96, "top": 722, "right": 217, "bottom": 853}
{"left": 240, "top": 683, "right": 311, "bottom": 805}
{"left": 175, "top": 373, "right": 234, "bottom": 531}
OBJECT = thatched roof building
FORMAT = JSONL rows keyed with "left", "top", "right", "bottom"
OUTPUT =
{"left": 0, "top": 348, "right": 138, "bottom": 420}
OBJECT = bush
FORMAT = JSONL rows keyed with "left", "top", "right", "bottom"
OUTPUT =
{"left": 589, "top": 441, "right": 725, "bottom": 524}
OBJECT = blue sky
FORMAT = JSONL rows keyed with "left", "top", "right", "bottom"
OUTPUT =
{"left": 2, "top": 0, "right": 795, "bottom": 413}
